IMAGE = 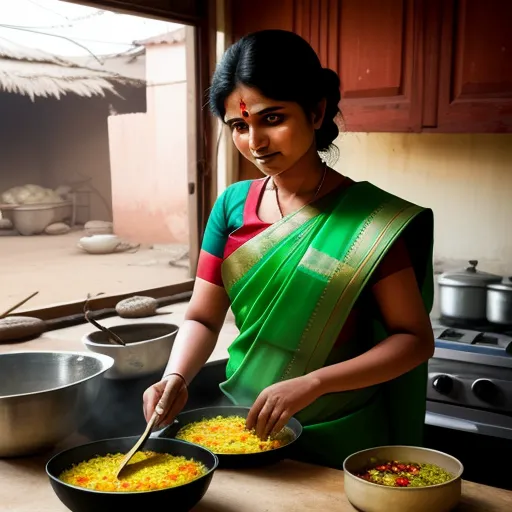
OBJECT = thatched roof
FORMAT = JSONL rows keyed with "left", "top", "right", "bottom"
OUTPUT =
{"left": 134, "top": 27, "right": 186, "bottom": 47}
{"left": 0, "top": 38, "right": 145, "bottom": 101}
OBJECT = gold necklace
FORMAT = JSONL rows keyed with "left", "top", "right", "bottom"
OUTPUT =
{"left": 274, "top": 164, "right": 327, "bottom": 219}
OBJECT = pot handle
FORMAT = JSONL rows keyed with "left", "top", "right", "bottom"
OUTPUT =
{"left": 466, "top": 260, "right": 478, "bottom": 272}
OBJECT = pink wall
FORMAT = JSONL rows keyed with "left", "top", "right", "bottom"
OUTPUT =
{"left": 109, "top": 40, "right": 189, "bottom": 244}
{"left": 39, "top": 88, "right": 145, "bottom": 222}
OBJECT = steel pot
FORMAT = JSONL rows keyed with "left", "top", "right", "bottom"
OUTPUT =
{"left": 0, "top": 351, "right": 114, "bottom": 457}
{"left": 437, "top": 260, "right": 501, "bottom": 321}
{"left": 82, "top": 323, "right": 178, "bottom": 380}
{"left": 486, "top": 278, "right": 512, "bottom": 325}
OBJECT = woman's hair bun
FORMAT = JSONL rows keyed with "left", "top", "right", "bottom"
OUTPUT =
{"left": 315, "top": 68, "right": 342, "bottom": 152}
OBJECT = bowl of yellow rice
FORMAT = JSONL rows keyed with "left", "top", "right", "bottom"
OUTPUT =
{"left": 160, "top": 406, "right": 302, "bottom": 468}
{"left": 46, "top": 436, "right": 218, "bottom": 512}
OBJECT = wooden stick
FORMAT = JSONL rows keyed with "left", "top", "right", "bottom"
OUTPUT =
{"left": 0, "top": 291, "right": 39, "bottom": 319}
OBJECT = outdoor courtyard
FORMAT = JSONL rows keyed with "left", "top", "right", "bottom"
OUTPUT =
{"left": 1, "top": 229, "right": 189, "bottom": 313}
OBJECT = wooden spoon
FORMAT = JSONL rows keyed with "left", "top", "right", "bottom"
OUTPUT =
{"left": 116, "top": 378, "right": 175, "bottom": 478}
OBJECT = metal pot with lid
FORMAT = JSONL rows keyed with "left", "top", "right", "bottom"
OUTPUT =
{"left": 438, "top": 260, "right": 502, "bottom": 321}
{"left": 486, "top": 277, "right": 512, "bottom": 325}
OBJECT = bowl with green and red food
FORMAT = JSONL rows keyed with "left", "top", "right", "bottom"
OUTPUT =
{"left": 343, "top": 445, "right": 463, "bottom": 512}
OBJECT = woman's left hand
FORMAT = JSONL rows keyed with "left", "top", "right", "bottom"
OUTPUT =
{"left": 246, "top": 375, "right": 322, "bottom": 440}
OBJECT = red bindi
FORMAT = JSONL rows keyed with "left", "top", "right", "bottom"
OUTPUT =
{"left": 240, "top": 99, "right": 249, "bottom": 117}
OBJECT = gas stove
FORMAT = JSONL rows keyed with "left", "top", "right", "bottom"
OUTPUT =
{"left": 428, "top": 345, "right": 512, "bottom": 431}
{"left": 425, "top": 319, "right": 512, "bottom": 489}
{"left": 429, "top": 319, "right": 512, "bottom": 432}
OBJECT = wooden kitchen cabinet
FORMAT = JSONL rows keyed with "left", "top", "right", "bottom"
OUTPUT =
{"left": 230, "top": 0, "right": 512, "bottom": 134}
{"left": 295, "top": 0, "right": 422, "bottom": 132}
{"left": 435, "top": 0, "right": 512, "bottom": 132}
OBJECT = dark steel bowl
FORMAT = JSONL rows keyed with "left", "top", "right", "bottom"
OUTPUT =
{"left": 46, "top": 437, "right": 218, "bottom": 512}
{"left": 159, "top": 406, "right": 303, "bottom": 468}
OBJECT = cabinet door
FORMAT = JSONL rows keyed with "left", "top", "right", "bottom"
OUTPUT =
{"left": 436, "top": 0, "right": 512, "bottom": 132}
{"left": 232, "top": 0, "right": 294, "bottom": 38}
{"left": 294, "top": 0, "right": 424, "bottom": 132}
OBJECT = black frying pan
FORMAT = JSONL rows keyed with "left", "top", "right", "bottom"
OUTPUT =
{"left": 46, "top": 437, "right": 218, "bottom": 512}
{"left": 159, "top": 406, "right": 303, "bottom": 469}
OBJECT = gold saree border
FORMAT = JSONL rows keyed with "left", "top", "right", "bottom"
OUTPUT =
{"left": 221, "top": 204, "right": 321, "bottom": 292}
{"left": 281, "top": 199, "right": 424, "bottom": 380}
{"left": 299, "top": 247, "right": 345, "bottom": 280}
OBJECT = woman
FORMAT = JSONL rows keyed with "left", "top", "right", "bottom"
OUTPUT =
{"left": 143, "top": 29, "right": 435, "bottom": 468}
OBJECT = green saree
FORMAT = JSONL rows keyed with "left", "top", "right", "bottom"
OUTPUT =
{"left": 219, "top": 181, "right": 434, "bottom": 468}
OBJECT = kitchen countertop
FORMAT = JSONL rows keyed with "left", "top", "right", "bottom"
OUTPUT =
{"left": 2, "top": 302, "right": 512, "bottom": 510}
{"left": 3, "top": 453, "right": 512, "bottom": 511}
{"left": 197, "top": 463, "right": 512, "bottom": 512}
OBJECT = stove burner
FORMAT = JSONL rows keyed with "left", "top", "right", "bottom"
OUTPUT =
{"left": 433, "top": 325, "right": 512, "bottom": 357}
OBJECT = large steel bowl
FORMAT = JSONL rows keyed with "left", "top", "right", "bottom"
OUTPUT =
{"left": 343, "top": 445, "right": 464, "bottom": 512}
{"left": 0, "top": 350, "right": 114, "bottom": 457}
{"left": 82, "top": 323, "right": 178, "bottom": 380}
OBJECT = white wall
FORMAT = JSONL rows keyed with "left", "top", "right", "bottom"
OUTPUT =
{"left": 334, "top": 132, "right": 512, "bottom": 318}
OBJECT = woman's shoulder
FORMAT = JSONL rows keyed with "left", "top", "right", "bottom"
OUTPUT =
{"left": 212, "top": 179, "right": 265, "bottom": 228}
{"left": 346, "top": 179, "right": 430, "bottom": 211}
{"left": 218, "top": 178, "right": 263, "bottom": 204}
{"left": 226, "top": 178, "right": 264, "bottom": 193}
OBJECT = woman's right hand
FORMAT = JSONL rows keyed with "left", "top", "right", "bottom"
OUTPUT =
{"left": 143, "top": 374, "right": 188, "bottom": 428}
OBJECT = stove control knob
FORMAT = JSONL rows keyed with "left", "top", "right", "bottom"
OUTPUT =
{"left": 471, "top": 379, "right": 497, "bottom": 403}
{"left": 432, "top": 375, "right": 453, "bottom": 395}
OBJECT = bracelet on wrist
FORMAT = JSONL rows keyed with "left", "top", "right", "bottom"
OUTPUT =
{"left": 163, "top": 371, "right": 188, "bottom": 388}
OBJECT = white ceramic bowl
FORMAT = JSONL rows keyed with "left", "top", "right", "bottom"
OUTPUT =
{"left": 1, "top": 201, "right": 73, "bottom": 236}
{"left": 82, "top": 323, "right": 178, "bottom": 380}
{"left": 343, "top": 445, "right": 464, "bottom": 512}
{"left": 78, "top": 234, "right": 121, "bottom": 254}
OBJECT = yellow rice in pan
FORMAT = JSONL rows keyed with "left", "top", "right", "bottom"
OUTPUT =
{"left": 176, "top": 415, "right": 288, "bottom": 454}
{"left": 59, "top": 451, "right": 207, "bottom": 492}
